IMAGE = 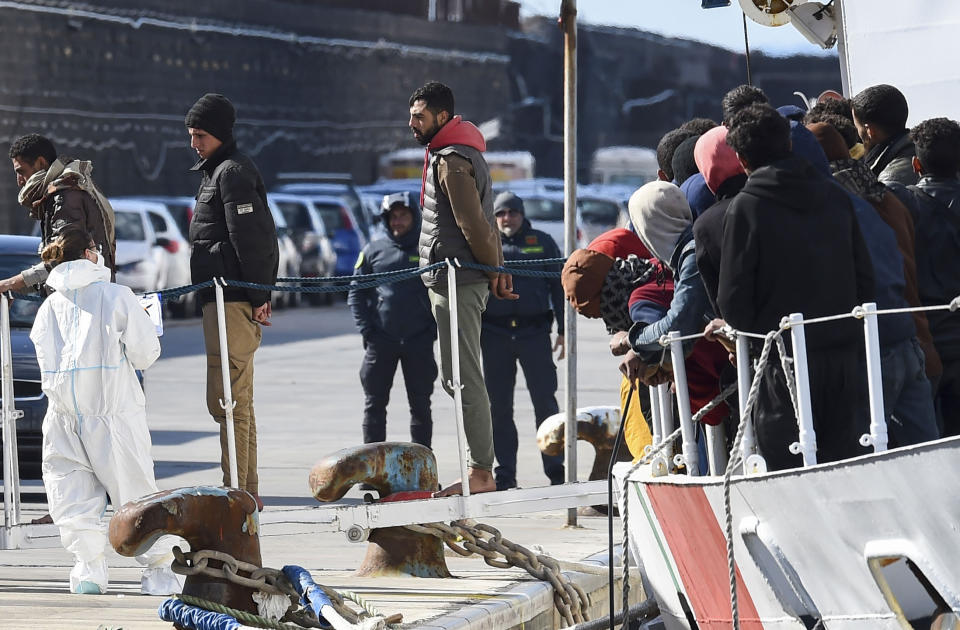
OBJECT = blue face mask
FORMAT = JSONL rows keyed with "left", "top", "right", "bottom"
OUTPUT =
{"left": 94, "top": 251, "right": 105, "bottom": 268}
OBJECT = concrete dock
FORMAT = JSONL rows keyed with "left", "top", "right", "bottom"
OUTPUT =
{"left": 0, "top": 304, "right": 642, "bottom": 628}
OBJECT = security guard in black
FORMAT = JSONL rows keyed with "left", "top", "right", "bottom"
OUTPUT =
{"left": 481, "top": 191, "right": 565, "bottom": 490}
{"left": 348, "top": 192, "right": 438, "bottom": 447}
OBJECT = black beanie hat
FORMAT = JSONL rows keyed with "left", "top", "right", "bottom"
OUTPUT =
{"left": 184, "top": 93, "right": 236, "bottom": 143}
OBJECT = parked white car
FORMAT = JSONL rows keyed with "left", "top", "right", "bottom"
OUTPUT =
{"left": 110, "top": 200, "right": 169, "bottom": 296}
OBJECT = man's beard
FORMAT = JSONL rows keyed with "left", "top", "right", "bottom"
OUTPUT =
{"left": 412, "top": 124, "right": 438, "bottom": 146}
{"left": 501, "top": 225, "right": 519, "bottom": 237}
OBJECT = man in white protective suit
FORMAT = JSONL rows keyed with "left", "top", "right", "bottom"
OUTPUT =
{"left": 29, "top": 228, "right": 182, "bottom": 595}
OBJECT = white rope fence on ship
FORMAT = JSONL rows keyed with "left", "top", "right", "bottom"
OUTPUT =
{"left": 616, "top": 294, "right": 960, "bottom": 630}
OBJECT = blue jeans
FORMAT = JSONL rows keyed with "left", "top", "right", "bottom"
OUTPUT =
{"left": 881, "top": 338, "right": 939, "bottom": 447}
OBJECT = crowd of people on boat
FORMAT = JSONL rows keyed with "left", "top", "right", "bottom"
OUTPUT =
{"left": 563, "top": 83, "right": 960, "bottom": 471}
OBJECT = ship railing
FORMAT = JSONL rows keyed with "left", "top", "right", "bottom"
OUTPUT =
{"left": 647, "top": 297, "right": 960, "bottom": 477}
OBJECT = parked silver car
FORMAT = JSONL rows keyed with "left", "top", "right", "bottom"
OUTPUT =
{"left": 268, "top": 193, "right": 337, "bottom": 305}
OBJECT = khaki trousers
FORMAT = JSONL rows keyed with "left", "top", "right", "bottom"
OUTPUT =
{"left": 429, "top": 282, "right": 495, "bottom": 470}
{"left": 202, "top": 302, "right": 262, "bottom": 494}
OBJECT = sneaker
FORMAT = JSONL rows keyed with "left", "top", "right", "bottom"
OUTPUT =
{"left": 74, "top": 581, "right": 103, "bottom": 595}
{"left": 141, "top": 566, "right": 183, "bottom": 596}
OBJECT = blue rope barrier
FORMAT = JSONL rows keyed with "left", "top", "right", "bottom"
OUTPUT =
{"left": 18, "top": 257, "right": 567, "bottom": 304}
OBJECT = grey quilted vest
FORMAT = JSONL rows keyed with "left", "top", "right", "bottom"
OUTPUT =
{"left": 418, "top": 144, "right": 495, "bottom": 288}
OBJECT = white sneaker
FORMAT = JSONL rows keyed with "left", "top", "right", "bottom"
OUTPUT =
{"left": 140, "top": 566, "right": 183, "bottom": 596}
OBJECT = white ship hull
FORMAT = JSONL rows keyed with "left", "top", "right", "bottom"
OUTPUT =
{"left": 615, "top": 436, "right": 960, "bottom": 629}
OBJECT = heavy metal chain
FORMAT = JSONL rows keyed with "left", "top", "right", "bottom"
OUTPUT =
{"left": 405, "top": 520, "right": 590, "bottom": 627}
{"left": 172, "top": 546, "right": 298, "bottom": 598}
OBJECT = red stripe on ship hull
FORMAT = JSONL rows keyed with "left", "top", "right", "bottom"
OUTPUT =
{"left": 646, "top": 484, "right": 763, "bottom": 629}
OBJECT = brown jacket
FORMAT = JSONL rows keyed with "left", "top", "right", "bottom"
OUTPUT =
{"left": 40, "top": 186, "right": 116, "bottom": 274}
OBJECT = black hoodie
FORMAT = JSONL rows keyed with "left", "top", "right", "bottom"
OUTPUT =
{"left": 348, "top": 205, "right": 436, "bottom": 344}
{"left": 717, "top": 156, "right": 875, "bottom": 350}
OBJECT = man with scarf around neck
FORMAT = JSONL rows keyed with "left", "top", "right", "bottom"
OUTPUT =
{"left": 481, "top": 191, "right": 565, "bottom": 491}
{"left": 716, "top": 104, "right": 875, "bottom": 471}
{"left": 408, "top": 81, "right": 517, "bottom": 497}
{"left": 348, "top": 192, "right": 437, "bottom": 449}
{"left": 2, "top": 134, "right": 116, "bottom": 293}
{"left": 185, "top": 93, "right": 278, "bottom": 508}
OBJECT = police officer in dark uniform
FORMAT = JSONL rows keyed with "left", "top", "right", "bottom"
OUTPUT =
{"left": 482, "top": 191, "right": 566, "bottom": 490}
{"left": 348, "top": 192, "right": 438, "bottom": 447}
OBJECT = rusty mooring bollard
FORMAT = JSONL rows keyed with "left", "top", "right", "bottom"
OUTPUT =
{"left": 109, "top": 487, "right": 261, "bottom": 612}
{"left": 309, "top": 442, "right": 450, "bottom": 578}
{"left": 536, "top": 406, "right": 632, "bottom": 515}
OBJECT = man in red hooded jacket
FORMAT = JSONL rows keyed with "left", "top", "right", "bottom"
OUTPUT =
{"left": 408, "top": 81, "right": 517, "bottom": 496}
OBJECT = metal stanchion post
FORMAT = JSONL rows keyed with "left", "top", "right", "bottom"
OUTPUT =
{"left": 736, "top": 333, "right": 766, "bottom": 473}
{"left": 445, "top": 260, "right": 471, "bottom": 498}
{"left": 736, "top": 334, "right": 754, "bottom": 456}
{"left": 648, "top": 385, "right": 661, "bottom": 445}
{"left": 786, "top": 313, "right": 817, "bottom": 466}
{"left": 1, "top": 294, "right": 23, "bottom": 528}
{"left": 667, "top": 332, "right": 699, "bottom": 475}
{"left": 657, "top": 383, "right": 674, "bottom": 463}
{"left": 214, "top": 279, "right": 239, "bottom": 489}
{"left": 859, "top": 302, "right": 888, "bottom": 452}
{"left": 705, "top": 425, "right": 727, "bottom": 476}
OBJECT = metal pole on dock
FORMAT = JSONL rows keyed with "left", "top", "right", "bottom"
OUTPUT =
{"left": 214, "top": 279, "right": 239, "bottom": 489}
{"left": 859, "top": 302, "right": 888, "bottom": 452}
{"left": 1, "top": 294, "right": 22, "bottom": 528}
{"left": 786, "top": 313, "right": 817, "bottom": 466}
{"left": 560, "top": 0, "right": 578, "bottom": 527}
{"left": 445, "top": 259, "right": 471, "bottom": 498}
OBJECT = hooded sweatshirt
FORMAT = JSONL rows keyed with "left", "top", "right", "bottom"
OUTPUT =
{"left": 31, "top": 259, "right": 159, "bottom": 418}
{"left": 692, "top": 126, "right": 747, "bottom": 312}
{"left": 627, "top": 183, "right": 711, "bottom": 351}
{"left": 718, "top": 156, "right": 875, "bottom": 349}
{"left": 348, "top": 204, "right": 436, "bottom": 343}
{"left": 628, "top": 182, "right": 692, "bottom": 263}
{"left": 418, "top": 115, "right": 503, "bottom": 288}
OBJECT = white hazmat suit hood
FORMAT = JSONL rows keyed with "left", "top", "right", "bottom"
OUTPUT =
{"left": 31, "top": 259, "right": 181, "bottom": 595}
